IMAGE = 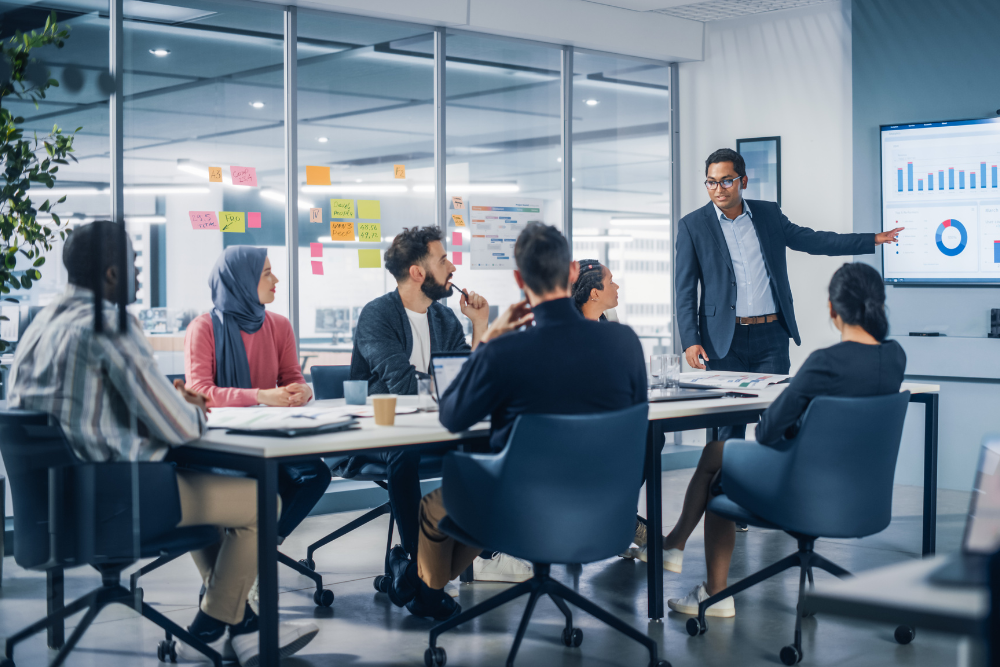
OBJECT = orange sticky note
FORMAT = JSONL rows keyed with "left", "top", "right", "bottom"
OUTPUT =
{"left": 451, "top": 214, "right": 465, "bottom": 227}
{"left": 208, "top": 167, "right": 223, "bottom": 183}
{"left": 451, "top": 196, "right": 463, "bottom": 209}
{"left": 248, "top": 212, "right": 261, "bottom": 228}
{"left": 310, "top": 242, "right": 323, "bottom": 258}
{"left": 452, "top": 252, "right": 462, "bottom": 266}
{"left": 311, "top": 261, "right": 324, "bottom": 275}
{"left": 309, "top": 208, "right": 322, "bottom": 223}
{"left": 394, "top": 164, "right": 405, "bottom": 179}
{"left": 330, "top": 221, "right": 354, "bottom": 241}
{"left": 358, "top": 249, "right": 381, "bottom": 268}
{"left": 306, "top": 166, "right": 331, "bottom": 186}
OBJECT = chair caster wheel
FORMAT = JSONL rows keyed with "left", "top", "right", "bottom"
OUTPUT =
{"left": 374, "top": 574, "right": 392, "bottom": 593}
{"left": 686, "top": 617, "right": 706, "bottom": 636}
{"left": 779, "top": 645, "right": 802, "bottom": 665}
{"left": 894, "top": 625, "right": 916, "bottom": 645}
{"left": 300, "top": 558, "right": 316, "bottom": 571}
{"left": 314, "top": 588, "right": 334, "bottom": 607}
{"left": 157, "top": 639, "right": 177, "bottom": 663}
{"left": 651, "top": 661, "right": 671, "bottom": 667}
{"left": 561, "top": 627, "right": 583, "bottom": 647}
{"left": 424, "top": 646, "right": 447, "bottom": 666}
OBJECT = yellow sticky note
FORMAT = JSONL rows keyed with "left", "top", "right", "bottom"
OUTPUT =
{"left": 358, "top": 249, "right": 381, "bottom": 268}
{"left": 451, "top": 214, "right": 465, "bottom": 227}
{"left": 208, "top": 167, "right": 222, "bottom": 183}
{"left": 358, "top": 200, "right": 381, "bottom": 219}
{"left": 331, "top": 221, "right": 355, "bottom": 241}
{"left": 394, "top": 164, "right": 406, "bottom": 179}
{"left": 219, "top": 211, "right": 245, "bottom": 233}
{"left": 306, "top": 165, "right": 331, "bottom": 186}
{"left": 358, "top": 223, "right": 381, "bottom": 242}
{"left": 330, "top": 199, "right": 355, "bottom": 219}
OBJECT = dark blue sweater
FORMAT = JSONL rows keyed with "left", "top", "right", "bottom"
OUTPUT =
{"left": 350, "top": 289, "right": 470, "bottom": 395}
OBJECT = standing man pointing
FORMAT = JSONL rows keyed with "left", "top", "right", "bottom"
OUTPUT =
{"left": 675, "top": 148, "right": 901, "bottom": 438}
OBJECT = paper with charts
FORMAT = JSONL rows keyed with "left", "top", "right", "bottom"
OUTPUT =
{"left": 469, "top": 199, "right": 543, "bottom": 270}
{"left": 680, "top": 371, "right": 790, "bottom": 389}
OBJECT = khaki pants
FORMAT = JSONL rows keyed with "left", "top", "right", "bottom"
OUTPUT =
{"left": 176, "top": 470, "right": 280, "bottom": 625}
{"left": 417, "top": 489, "right": 481, "bottom": 590}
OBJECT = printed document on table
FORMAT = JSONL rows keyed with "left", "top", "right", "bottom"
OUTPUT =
{"left": 680, "top": 371, "right": 790, "bottom": 389}
{"left": 207, "top": 406, "right": 358, "bottom": 431}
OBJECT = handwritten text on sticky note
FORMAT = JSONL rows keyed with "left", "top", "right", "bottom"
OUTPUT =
{"left": 394, "top": 164, "right": 405, "bottom": 179}
{"left": 189, "top": 211, "right": 219, "bottom": 230}
{"left": 451, "top": 196, "right": 463, "bottom": 209}
{"left": 451, "top": 214, "right": 465, "bottom": 227}
{"left": 309, "top": 208, "right": 322, "bottom": 223}
{"left": 219, "top": 212, "right": 246, "bottom": 233}
{"left": 208, "top": 167, "right": 223, "bottom": 183}
{"left": 230, "top": 166, "right": 257, "bottom": 187}
{"left": 306, "top": 166, "right": 331, "bottom": 186}
{"left": 358, "top": 249, "right": 381, "bottom": 268}
{"left": 311, "top": 261, "right": 324, "bottom": 276}
{"left": 248, "top": 212, "right": 261, "bottom": 228}
{"left": 331, "top": 221, "right": 354, "bottom": 241}
{"left": 358, "top": 223, "right": 381, "bottom": 242}
{"left": 310, "top": 242, "right": 323, "bottom": 258}
{"left": 357, "top": 200, "right": 381, "bottom": 220}
{"left": 330, "top": 199, "right": 355, "bottom": 219}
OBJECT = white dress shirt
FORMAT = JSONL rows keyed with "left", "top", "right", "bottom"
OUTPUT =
{"left": 713, "top": 200, "right": 778, "bottom": 317}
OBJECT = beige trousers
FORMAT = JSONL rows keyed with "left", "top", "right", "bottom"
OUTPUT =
{"left": 417, "top": 488, "right": 482, "bottom": 590}
{"left": 176, "top": 470, "right": 280, "bottom": 626}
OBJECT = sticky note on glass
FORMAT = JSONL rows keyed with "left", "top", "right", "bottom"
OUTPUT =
{"left": 358, "top": 249, "right": 381, "bottom": 268}
{"left": 230, "top": 166, "right": 257, "bottom": 187}
{"left": 208, "top": 167, "right": 223, "bottom": 183}
{"left": 310, "top": 242, "right": 323, "bottom": 258}
{"left": 331, "top": 199, "right": 355, "bottom": 219}
{"left": 394, "top": 164, "right": 405, "bottom": 179}
{"left": 331, "top": 221, "right": 355, "bottom": 241}
{"left": 451, "top": 196, "right": 463, "bottom": 209}
{"left": 309, "top": 208, "right": 322, "bottom": 223}
{"left": 306, "top": 166, "right": 331, "bottom": 186}
{"left": 189, "top": 211, "right": 219, "bottom": 230}
{"left": 219, "top": 211, "right": 246, "bottom": 233}
{"left": 358, "top": 223, "right": 381, "bottom": 242}
{"left": 248, "top": 212, "right": 261, "bottom": 228}
{"left": 358, "top": 200, "right": 381, "bottom": 219}
{"left": 451, "top": 214, "right": 465, "bottom": 227}
{"left": 452, "top": 252, "right": 462, "bottom": 266}
{"left": 452, "top": 232, "right": 462, "bottom": 247}
{"left": 311, "top": 261, "right": 324, "bottom": 275}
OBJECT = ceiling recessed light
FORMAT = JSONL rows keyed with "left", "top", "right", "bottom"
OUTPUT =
{"left": 585, "top": 99, "right": 599, "bottom": 106}
{"left": 318, "top": 137, "right": 328, "bottom": 143}
{"left": 250, "top": 101, "right": 265, "bottom": 109}
{"left": 149, "top": 49, "right": 170, "bottom": 57}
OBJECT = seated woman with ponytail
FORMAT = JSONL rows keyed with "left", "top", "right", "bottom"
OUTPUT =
{"left": 660, "top": 262, "right": 906, "bottom": 620}
{"left": 571, "top": 259, "right": 619, "bottom": 321}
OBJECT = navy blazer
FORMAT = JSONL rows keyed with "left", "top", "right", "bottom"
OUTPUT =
{"left": 675, "top": 200, "right": 875, "bottom": 360}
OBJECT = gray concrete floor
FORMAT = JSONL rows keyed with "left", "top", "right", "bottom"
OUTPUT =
{"left": 0, "top": 470, "right": 971, "bottom": 666}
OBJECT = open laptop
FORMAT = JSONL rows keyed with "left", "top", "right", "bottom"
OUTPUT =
{"left": 929, "top": 436, "right": 1000, "bottom": 586}
{"left": 648, "top": 387, "right": 726, "bottom": 403}
{"left": 429, "top": 352, "right": 471, "bottom": 402}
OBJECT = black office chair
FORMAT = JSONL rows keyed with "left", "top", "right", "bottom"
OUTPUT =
{"left": 686, "top": 393, "right": 911, "bottom": 665}
{"left": 0, "top": 410, "right": 223, "bottom": 667}
{"left": 425, "top": 404, "right": 670, "bottom": 667}
{"left": 310, "top": 365, "right": 352, "bottom": 400}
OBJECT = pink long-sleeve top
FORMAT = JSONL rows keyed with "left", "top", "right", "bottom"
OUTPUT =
{"left": 184, "top": 311, "right": 305, "bottom": 407}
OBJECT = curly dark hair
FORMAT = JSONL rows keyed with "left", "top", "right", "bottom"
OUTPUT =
{"left": 571, "top": 259, "right": 605, "bottom": 312}
{"left": 384, "top": 226, "right": 442, "bottom": 280}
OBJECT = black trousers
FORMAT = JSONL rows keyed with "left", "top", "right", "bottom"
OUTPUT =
{"left": 277, "top": 460, "right": 333, "bottom": 540}
{"left": 708, "top": 319, "right": 791, "bottom": 441}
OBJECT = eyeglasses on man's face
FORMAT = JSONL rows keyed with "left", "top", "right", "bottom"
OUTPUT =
{"left": 704, "top": 177, "right": 741, "bottom": 190}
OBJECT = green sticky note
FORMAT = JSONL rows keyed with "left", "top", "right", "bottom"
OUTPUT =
{"left": 219, "top": 211, "right": 245, "bottom": 233}
{"left": 357, "top": 199, "right": 381, "bottom": 219}
{"left": 358, "top": 248, "right": 382, "bottom": 268}
{"left": 330, "top": 199, "right": 354, "bottom": 219}
{"left": 358, "top": 222, "right": 381, "bottom": 242}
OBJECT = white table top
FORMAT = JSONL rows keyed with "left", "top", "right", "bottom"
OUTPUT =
{"left": 803, "top": 555, "right": 987, "bottom": 635}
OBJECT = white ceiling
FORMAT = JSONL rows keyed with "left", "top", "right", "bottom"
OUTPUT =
{"left": 583, "top": 0, "right": 834, "bottom": 21}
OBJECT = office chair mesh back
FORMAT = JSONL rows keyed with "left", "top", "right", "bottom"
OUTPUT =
{"left": 310, "top": 365, "right": 352, "bottom": 400}
{"left": 443, "top": 403, "right": 648, "bottom": 565}
{"left": 724, "top": 392, "right": 910, "bottom": 538}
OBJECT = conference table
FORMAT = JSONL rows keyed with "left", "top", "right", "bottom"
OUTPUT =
{"left": 172, "top": 381, "right": 939, "bottom": 663}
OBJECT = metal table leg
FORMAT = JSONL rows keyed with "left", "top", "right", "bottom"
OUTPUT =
{"left": 256, "top": 460, "right": 280, "bottom": 665}
{"left": 914, "top": 393, "right": 939, "bottom": 556}
{"left": 47, "top": 567, "right": 64, "bottom": 648}
{"left": 645, "top": 424, "right": 664, "bottom": 620}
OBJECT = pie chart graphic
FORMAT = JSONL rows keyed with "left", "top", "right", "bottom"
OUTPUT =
{"left": 935, "top": 219, "right": 967, "bottom": 256}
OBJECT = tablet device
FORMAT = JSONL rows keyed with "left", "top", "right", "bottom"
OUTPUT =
{"left": 430, "top": 352, "right": 471, "bottom": 402}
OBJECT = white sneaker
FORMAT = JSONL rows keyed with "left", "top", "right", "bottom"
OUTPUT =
{"left": 247, "top": 577, "right": 259, "bottom": 617}
{"left": 230, "top": 621, "right": 319, "bottom": 667}
{"left": 473, "top": 553, "right": 533, "bottom": 583}
{"left": 174, "top": 633, "right": 236, "bottom": 662}
{"left": 636, "top": 545, "right": 684, "bottom": 573}
{"left": 667, "top": 582, "right": 735, "bottom": 618}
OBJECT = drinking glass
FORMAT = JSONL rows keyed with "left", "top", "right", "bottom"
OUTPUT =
{"left": 649, "top": 355, "right": 666, "bottom": 389}
{"left": 417, "top": 376, "right": 434, "bottom": 410}
{"left": 343, "top": 380, "right": 368, "bottom": 405}
{"left": 663, "top": 353, "right": 681, "bottom": 389}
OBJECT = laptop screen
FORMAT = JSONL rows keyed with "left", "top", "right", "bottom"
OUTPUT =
{"left": 964, "top": 437, "right": 1000, "bottom": 554}
{"left": 430, "top": 353, "right": 470, "bottom": 402}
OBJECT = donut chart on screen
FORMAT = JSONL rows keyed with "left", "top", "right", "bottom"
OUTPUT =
{"left": 935, "top": 219, "right": 968, "bottom": 256}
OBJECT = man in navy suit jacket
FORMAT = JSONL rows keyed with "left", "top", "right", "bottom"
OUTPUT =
{"left": 676, "top": 148, "right": 901, "bottom": 437}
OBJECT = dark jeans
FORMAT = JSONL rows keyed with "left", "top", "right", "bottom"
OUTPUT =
{"left": 708, "top": 319, "right": 791, "bottom": 441}
{"left": 277, "top": 460, "right": 333, "bottom": 540}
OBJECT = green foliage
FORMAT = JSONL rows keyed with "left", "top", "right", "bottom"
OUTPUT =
{"left": 0, "top": 12, "right": 77, "bottom": 351}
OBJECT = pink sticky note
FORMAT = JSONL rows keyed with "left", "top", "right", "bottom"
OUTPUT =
{"left": 248, "top": 212, "right": 261, "bottom": 228}
{"left": 310, "top": 242, "right": 323, "bottom": 258}
{"left": 188, "top": 211, "right": 219, "bottom": 230}
{"left": 452, "top": 232, "right": 462, "bottom": 247}
{"left": 311, "top": 261, "right": 324, "bottom": 275}
{"left": 452, "top": 252, "right": 462, "bottom": 266}
{"left": 230, "top": 166, "right": 258, "bottom": 187}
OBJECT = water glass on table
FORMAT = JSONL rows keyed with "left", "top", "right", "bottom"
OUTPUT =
{"left": 663, "top": 353, "right": 681, "bottom": 389}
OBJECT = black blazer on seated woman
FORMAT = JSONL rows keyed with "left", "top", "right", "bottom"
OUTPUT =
{"left": 754, "top": 340, "right": 906, "bottom": 446}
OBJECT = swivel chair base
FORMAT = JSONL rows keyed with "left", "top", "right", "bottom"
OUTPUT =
{"left": 3, "top": 564, "right": 223, "bottom": 667}
{"left": 426, "top": 563, "right": 670, "bottom": 667}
